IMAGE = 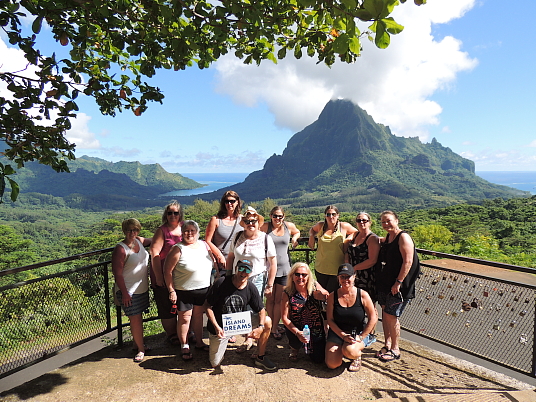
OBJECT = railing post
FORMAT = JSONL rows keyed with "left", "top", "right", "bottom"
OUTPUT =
{"left": 533, "top": 307, "right": 536, "bottom": 377}
{"left": 116, "top": 305, "right": 123, "bottom": 348}
{"left": 104, "top": 262, "right": 111, "bottom": 330}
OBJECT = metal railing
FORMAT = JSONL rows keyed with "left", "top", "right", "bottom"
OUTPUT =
{"left": 0, "top": 242, "right": 535, "bottom": 379}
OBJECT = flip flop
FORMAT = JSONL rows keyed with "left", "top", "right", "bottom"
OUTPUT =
{"left": 379, "top": 349, "right": 400, "bottom": 362}
{"left": 167, "top": 335, "right": 181, "bottom": 346}
{"left": 228, "top": 336, "right": 237, "bottom": 343}
{"left": 348, "top": 357, "right": 362, "bottom": 372}
{"left": 133, "top": 351, "right": 144, "bottom": 363}
{"left": 181, "top": 348, "right": 193, "bottom": 361}
{"left": 235, "top": 342, "right": 252, "bottom": 354}
{"left": 272, "top": 332, "right": 283, "bottom": 340}
{"left": 289, "top": 350, "right": 299, "bottom": 362}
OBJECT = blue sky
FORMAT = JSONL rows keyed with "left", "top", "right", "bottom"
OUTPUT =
{"left": 1, "top": 0, "right": 535, "bottom": 174}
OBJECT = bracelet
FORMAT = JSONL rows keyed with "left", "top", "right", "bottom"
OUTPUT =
{"left": 396, "top": 279, "right": 403, "bottom": 284}
{"left": 169, "top": 290, "right": 176, "bottom": 293}
{"left": 266, "top": 284, "right": 273, "bottom": 289}
{"left": 258, "top": 324, "right": 265, "bottom": 328}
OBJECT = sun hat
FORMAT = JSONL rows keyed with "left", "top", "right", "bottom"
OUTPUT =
{"left": 239, "top": 206, "right": 264, "bottom": 227}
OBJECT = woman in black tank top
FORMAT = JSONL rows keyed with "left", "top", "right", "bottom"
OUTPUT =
{"left": 325, "top": 263, "right": 378, "bottom": 372}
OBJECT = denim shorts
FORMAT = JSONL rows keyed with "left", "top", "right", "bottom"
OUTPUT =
{"left": 378, "top": 291, "right": 410, "bottom": 317}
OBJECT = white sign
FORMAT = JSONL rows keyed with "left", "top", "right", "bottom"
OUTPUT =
{"left": 222, "top": 311, "right": 253, "bottom": 336}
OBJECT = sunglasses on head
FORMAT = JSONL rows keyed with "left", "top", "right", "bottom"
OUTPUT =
{"left": 294, "top": 272, "right": 308, "bottom": 278}
{"left": 243, "top": 219, "right": 257, "bottom": 225}
{"left": 167, "top": 211, "right": 180, "bottom": 216}
{"left": 356, "top": 219, "right": 369, "bottom": 223}
{"left": 272, "top": 214, "right": 284, "bottom": 219}
{"left": 225, "top": 199, "right": 237, "bottom": 204}
{"left": 237, "top": 265, "right": 252, "bottom": 274}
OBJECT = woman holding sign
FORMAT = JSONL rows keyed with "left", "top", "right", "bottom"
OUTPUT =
{"left": 204, "top": 260, "right": 277, "bottom": 372}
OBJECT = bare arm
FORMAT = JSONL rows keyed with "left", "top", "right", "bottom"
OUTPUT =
{"left": 112, "top": 244, "right": 131, "bottom": 306}
{"left": 391, "top": 232, "right": 415, "bottom": 295}
{"left": 204, "top": 301, "right": 225, "bottom": 338}
{"left": 204, "top": 216, "right": 225, "bottom": 262}
{"left": 138, "top": 236, "right": 151, "bottom": 247}
{"left": 341, "top": 222, "right": 358, "bottom": 237}
{"left": 225, "top": 251, "right": 235, "bottom": 275}
{"left": 308, "top": 222, "right": 322, "bottom": 249}
{"left": 264, "top": 255, "right": 277, "bottom": 297}
{"left": 163, "top": 245, "right": 181, "bottom": 304}
{"left": 281, "top": 292, "right": 308, "bottom": 343}
{"left": 352, "top": 234, "right": 380, "bottom": 271}
{"left": 149, "top": 228, "right": 165, "bottom": 287}
{"left": 287, "top": 222, "right": 301, "bottom": 249}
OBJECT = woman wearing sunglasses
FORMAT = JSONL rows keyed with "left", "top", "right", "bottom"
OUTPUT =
{"left": 205, "top": 191, "right": 243, "bottom": 277}
{"left": 343, "top": 212, "right": 380, "bottom": 302}
{"left": 281, "top": 262, "right": 326, "bottom": 363}
{"left": 325, "top": 264, "right": 377, "bottom": 372}
{"left": 308, "top": 205, "right": 357, "bottom": 294}
{"left": 150, "top": 201, "right": 184, "bottom": 344}
{"left": 260, "top": 206, "right": 300, "bottom": 340}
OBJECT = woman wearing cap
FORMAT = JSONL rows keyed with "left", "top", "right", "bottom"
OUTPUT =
{"left": 112, "top": 218, "right": 152, "bottom": 363}
{"left": 308, "top": 205, "right": 357, "bottom": 294}
{"left": 150, "top": 201, "right": 183, "bottom": 345}
{"left": 261, "top": 206, "right": 300, "bottom": 340}
{"left": 343, "top": 212, "right": 380, "bottom": 302}
{"left": 376, "top": 210, "right": 420, "bottom": 362}
{"left": 281, "top": 262, "right": 326, "bottom": 363}
{"left": 164, "top": 220, "right": 214, "bottom": 360}
{"left": 205, "top": 191, "right": 242, "bottom": 277}
{"left": 325, "top": 263, "right": 377, "bottom": 372}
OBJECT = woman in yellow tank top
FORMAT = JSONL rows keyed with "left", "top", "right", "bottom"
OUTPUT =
{"left": 308, "top": 205, "right": 357, "bottom": 294}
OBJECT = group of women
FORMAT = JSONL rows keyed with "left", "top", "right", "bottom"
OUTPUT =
{"left": 112, "top": 193, "right": 420, "bottom": 371}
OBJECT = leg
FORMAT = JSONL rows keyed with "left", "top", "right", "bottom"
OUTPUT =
{"left": 191, "top": 305, "right": 206, "bottom": 347}
{"left": 178, "top": 309, "right": 192, "bottom": 346}
{"left": 325, "top": 341, "right": 343, "bottom": 369}
{"left": 209, "top": 333, "right": 230, "bottom": 368}
{"left": 256, "top": 316, "right": 272, "bottom": 356}
{"left": 382, "top": 310, "right": 400, "bottom": 355}
{"left": 129, "top": 314, "right": 145, "bottom": 353}
{"left": 265, "top": 290, "right": 275, "bottom": 328}
{"left": 272, "top": 284, "right": 284, "bottom": 334}
{"left": 342, "top": 340, "right": 364, "bottom": 361}
{"left": 162, "top": 317, "right": 178, "bottom": 338}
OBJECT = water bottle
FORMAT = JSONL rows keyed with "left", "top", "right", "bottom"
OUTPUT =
{"left": 302, "top": 325, "right": 311, "bottom": 354}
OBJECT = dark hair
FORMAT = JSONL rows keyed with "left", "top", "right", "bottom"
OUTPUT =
{"left": 323, "top": 205, "right": 339, "bottom": 232}
{"left": 162, "top": 201, "right": 183, "bottom": 224}
{"left": 270, "top": 206, "right": 284, "bottom": 216}
{"left": 217, "top": 191, "right": 241, "bottom": 219}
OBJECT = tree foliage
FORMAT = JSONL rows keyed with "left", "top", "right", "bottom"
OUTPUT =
{"left": 0, "top": 0, "right": 415, "bottom": 200}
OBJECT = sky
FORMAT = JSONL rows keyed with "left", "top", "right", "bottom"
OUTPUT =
{"left": 1, "top": 0, "right": 535, "bottom": 174}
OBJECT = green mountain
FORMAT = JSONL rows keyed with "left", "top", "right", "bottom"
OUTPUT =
{"left": 206, "top": 99, "right": 527, "bottom": 211}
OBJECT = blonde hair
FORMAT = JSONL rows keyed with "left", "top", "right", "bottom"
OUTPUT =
{"left": 284, "top": 262, "right": 315, "bottom": 296}
{"left": 122, "top": 218, "right": 141, "bottom": 233}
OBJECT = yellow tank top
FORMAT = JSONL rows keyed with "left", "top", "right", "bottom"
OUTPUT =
{"left": 315, "top": 223, "right": 345, "bottom": 276}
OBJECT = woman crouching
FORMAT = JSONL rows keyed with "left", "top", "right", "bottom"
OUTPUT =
{"left": 325, "top": 263, "right": 377, "bottom": 372}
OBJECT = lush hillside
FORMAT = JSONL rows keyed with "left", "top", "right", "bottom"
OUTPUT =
{"left": 191, "top": 99, "right": 527, "bottom": 211}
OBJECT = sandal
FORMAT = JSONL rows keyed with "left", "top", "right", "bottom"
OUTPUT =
{"left": 133, "top": 351, "right": 144, "bottom": 363}
{"left": 379, "top": 349, "right": 400, "bottom": 362}
{"left": 375, "top": 346, "right": 389, "bottom": 358}
{"left": 348, "top": 357, "right": 361, "bottom": 372}
{"left": 181, "top": 348, "right": 193, "bottom": 361}
{"left": 235, "top": 342, "right": 252, "bottom": 354}
{"left": 272, "top": 332, "right": 283, "bottom": 340}
{"left": 228, "top": 336, "right": 237, "bottom": 343}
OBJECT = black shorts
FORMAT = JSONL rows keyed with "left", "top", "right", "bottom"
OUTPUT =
{"left": 274, "top": 275, "right": 288, "bottom": 286}
{"left": 152, "top": 286, "right": 176, "bottom": 319}
{"left": 177, "top": 287, "right": 209, "bottom": 311}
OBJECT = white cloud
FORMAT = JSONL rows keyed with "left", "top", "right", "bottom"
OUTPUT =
{"left": 461, "top": 148, "right": 536, "bottom": 170}
{"left": 527, "top": 140, "right": 536, "bottom": 148}
{"left": 161, "top": 150, "right": 266, "bottom": 172}
{"left": 214, "top": 0, "right": 477, "bottom": 141}
{"left": 65, "top": 113, "right": 101, "bottom": 149}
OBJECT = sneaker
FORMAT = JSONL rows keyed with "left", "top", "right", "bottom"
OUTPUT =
{"left": 255, "top": 355, "right": 277, "bottom": 371}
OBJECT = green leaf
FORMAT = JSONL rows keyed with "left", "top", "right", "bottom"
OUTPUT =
{"left": 363, "top": 0, "right": 384, "bottom": 17}
{"left": 32, "top": 16, "right": 43, "bottom": 34}
{"left": 332, "top": 33, "right": 350, "bottom": 54}
{"left": 3, "top": 165, "right": 15, "bottom": 175}
{"left": 348, "top": 36, "right": 360, "bottom": 54}
{"left": 6, "top": 177, "right": 19, "bottom": 202}
{"left": 373, "top": 20, "right": 390, "bottom": 48}
{"left": 341, "top": 0, "right": 357, "bottom": 10}
{"left": 383, "top": 17, "right": 404, "bottom": 34}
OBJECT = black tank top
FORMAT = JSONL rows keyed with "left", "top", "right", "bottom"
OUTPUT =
{"left": 333, "top": 288, "right": 365, "bottom": 334}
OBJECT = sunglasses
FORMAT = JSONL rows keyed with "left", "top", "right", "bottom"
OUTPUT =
{"left": 225, "top": 199, "right": 237, "bottom": 204}
{"left": 356, "top": 219, "right": 369, "bottom": 223}
{"left": 237, "top": 265, "right": 252, "bottom": 274}
{"left": 166, "top": 211, "right": 180, "bottom": 216}
{"left": 339, "top": 274, "right": 353, "bottom": 280}
{"left": 243, "top": 219, "right": 257, "bottom": 225}
{"left": 326, "top": 213, "right": 337, "bottom": 217}
{"left": 272, "top": 214, "right": 284, "bottom": 219}
{"left": 126, "top": 228, "right": 139, "bottom": 233}
{"left": 294, "top": 272, "right": 308, "bottom": 278}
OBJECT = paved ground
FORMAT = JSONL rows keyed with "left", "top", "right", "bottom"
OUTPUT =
{"left": 1, "top": 330, "right": 534, "bottom": 402}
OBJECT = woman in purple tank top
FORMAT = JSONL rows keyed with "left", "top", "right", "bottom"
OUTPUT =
{"left": 150, "top": 201, "right": 183, "bottom": 343}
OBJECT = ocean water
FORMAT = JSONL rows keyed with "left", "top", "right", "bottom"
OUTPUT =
{"left": 160, "top": 173, "right": 249, "bottom": 197}
{"left": 160, "top": 171, "right": 536, "bottom": 197}
{"left": 476, "top": 171, "right": 536, "bottom": 195}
